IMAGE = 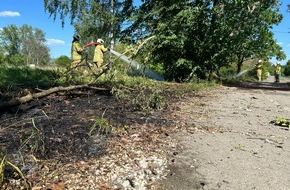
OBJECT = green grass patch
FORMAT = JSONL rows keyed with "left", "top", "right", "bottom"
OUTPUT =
{"left": 0, "top": 65, "right": 62, "bottom": 91}
{"left": 0, "top": 64, "right": 219, "bottom": 105}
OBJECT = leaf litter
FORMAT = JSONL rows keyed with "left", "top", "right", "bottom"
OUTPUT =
{"left": 0, "top": 86, "right": 197, "bottom": 190}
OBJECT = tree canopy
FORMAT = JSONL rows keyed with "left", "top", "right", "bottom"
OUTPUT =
{"left": 0, "top": 24, "right": 50, "bottom": 65}
{"left": 44, "top": 0, "right": 285, "bottom": 81}
{"left": 44, "top": 0, "right": 134, "bottom": 44}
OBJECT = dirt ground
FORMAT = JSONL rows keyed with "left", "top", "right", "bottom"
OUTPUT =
{"left": 159, "top": 77, "right": 290, "bottom": 190}
{"left": 0, "top": 83, "right": 192, "bottom": 189}
{"left": 1, "top": 76, "right": 290, "bottom": 190}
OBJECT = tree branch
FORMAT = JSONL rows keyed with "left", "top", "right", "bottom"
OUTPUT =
{"left": 0, "top": 84, "right": 109, "bottom": 113}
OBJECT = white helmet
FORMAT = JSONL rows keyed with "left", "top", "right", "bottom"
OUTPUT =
{"left": 97, "top": 38, "right": 104, "bottom": 44}
{"left": 258, "top": 59, "right": 262, "bottom": 63}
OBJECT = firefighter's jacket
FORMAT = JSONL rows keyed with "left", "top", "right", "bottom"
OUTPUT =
{"left": 275, "top": 65, "right": 281, "bottom": 74}
{"left": 71, "top": 42, "right": 83, "bottom": 61}
{"left": 256, "top": 63, "right": 262, "bottom": 70}
{"left": 93, "top": 44, "right": 108, "bottom": 63}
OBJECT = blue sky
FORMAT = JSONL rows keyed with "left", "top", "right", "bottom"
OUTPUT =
{"left": 0, "top": 0, "right": 74, "bottom": 59}
{"left": 0, "top": 0, "right": 290, "bottom": 65}
{"left": 271, "top": 0, "right": 290, "bottom": 65}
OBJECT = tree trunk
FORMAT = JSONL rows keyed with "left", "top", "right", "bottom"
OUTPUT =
{"left": 237, "top": 53, "right": 244, "bottom": 74}
{"left": 0, "top": 85, "right": 108, "bottom": 113}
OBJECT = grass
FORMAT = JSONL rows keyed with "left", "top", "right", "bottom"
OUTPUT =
{"left": 0, "top": 63, "right": 219, "bottom": 115}
{"left": 0, "top": 65, "right": 61, "bottom": 91}
{"left": 0, "top": 155, "right": 30, "bottom": 189}
{"left": 0, "top": 63, "right": 218, "bottom": 92}
{"left": 89, "top": 117, "right": 113, "bottom": 136}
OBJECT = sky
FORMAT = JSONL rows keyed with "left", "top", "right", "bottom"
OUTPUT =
{"left": 0, "top": 0, "right": 290, "bottom": 65}
{"left": 0, "top": 0, "right": 74, "bottom": 59}
{"left": 270, "top": 0, "right": 290, "bottom": 65}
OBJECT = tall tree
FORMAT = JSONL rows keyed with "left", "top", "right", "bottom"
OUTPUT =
{"left": 0, "top": 24, "right": 50, "bottom": 65}
{"left": 44, "top": 0, "right": 134, "bottom": 45}
{"left": 0, "top": 25, "right": 22, "bottom": 64}
{"left": 43, "top": 0, "right": 285, "bottom": 81}
{"left": 223, "top": 0, "right": 285, "bottom": 73}
{"left": 28, "top": 27, "right": 50, "bottom": 65}
{"left": 123, "top": 0, "right": 285, "bottom": 80}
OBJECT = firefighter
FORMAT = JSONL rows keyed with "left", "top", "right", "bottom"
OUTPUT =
{"left": 256, "top": 59, "right": 263, "bottom": 82}
{"left": 274, "top": 62, "right": 281, "bottom": 83}
{"left": 84, "top": 38, "right": 110, "bottom": 71}
{"left": 71, "top": 34, "right": 84, "bottom": 68}
{"left": 93, "top": 38, "right": 110, "bottom": 69}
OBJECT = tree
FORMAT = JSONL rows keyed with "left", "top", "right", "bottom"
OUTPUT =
{"left": 283, "top": 60, "right": 290, "bottom": 76}
{"left": 122, "top": 0, "right": 285, "bottom": 80}
{"left": 20, "top": 25, "right": 50, "bottom": 65}
{"left": 0, "top": 24, "right": 51, "bottom": 65}
{"left": 55, "top": 55, "right": 71, "bottom": 67}
{"left": 43, "top": 0, "right": 285, "bottom": 81}
{"left": 0, "top": 25, "right": 22, "bottom": 64}
{"left": 227, "top": 0, "right": 285, "bottom": 73}
{"left": 43, "top": 0, "right": 134, "bottom": 47}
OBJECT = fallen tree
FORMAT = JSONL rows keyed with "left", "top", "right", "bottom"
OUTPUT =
{"left": 0, "top": 84, "right": 109, "bottom": 113}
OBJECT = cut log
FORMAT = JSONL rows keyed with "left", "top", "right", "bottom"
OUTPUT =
{"left": 0, "top": 84, "right": 108, "bottom": 113}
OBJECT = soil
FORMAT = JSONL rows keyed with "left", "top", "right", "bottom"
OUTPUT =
{"left": 1, "top": 76, "right": 290, "bottom": 190}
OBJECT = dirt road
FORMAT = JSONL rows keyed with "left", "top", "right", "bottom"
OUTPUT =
{"left": 159, "top": 81, "right": 290, "bottom": 190}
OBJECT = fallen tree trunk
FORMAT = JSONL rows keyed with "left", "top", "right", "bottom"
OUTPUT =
{"left": 0, "top": 84, "right": 108, "bottom": 113}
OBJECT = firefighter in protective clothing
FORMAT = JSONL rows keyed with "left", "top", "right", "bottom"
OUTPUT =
{"left": 274, "top": 62, "right": 281, "bottom": 83}
{"left": 71, "top": 34, "right": 84, "bottom": 68}
{"left": 256, "top": 59, "right": 263, "bottom": 82}
{"left": 94, "top": 38, "right": 110, "bottom": 68}
{"left": 84, "top": 38, "right": 110, "bottom": 71}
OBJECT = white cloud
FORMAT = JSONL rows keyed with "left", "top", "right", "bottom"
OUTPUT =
{"left": 46, "top": 39, "right": 65, "bottom": 46}
{"left": 277, "top": 42, "right": 283, "bottom": 45}
{"left": 0, "top": 11, "right": 20, "bottom": 17}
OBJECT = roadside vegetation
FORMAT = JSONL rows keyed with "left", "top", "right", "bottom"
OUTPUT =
{"left": 0, "top": 62, "right": 218, "bottom": 189}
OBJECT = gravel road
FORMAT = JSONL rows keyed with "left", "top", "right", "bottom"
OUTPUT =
{"left": 159, "top": 79, "right": 290, "bottom": 190}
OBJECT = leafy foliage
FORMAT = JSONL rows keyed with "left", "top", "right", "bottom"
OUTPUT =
{"left": 43, "top": 0, "right": 286, "bottom": 81}
{"left": 0, "top": 24, "right": 50, "bottom": 65}
{"left": 115, "top": 1, "right": 283, "bottom": 81}
{"left": 274, "top": 117, "right": 290, "bottom": 128}
{"left": 54, "top": 55, "right": 71, "bottom": 67}
{"left": 44, "top": 0, "right": 134, "bottom": 44}
{"left": 283, "top": 60, "right": 290, "bottom": 76}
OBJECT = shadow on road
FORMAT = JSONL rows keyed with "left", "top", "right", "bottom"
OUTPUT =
{"left": 224, "top": 76, "right": 290, "bottom": 91}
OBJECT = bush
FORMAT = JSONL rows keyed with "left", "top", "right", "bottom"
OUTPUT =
{"left": 54, "top": 55, "right": 71, "bottom": 67}
{"left": 284, "top": 65, "right": 290, "bottom": 76}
